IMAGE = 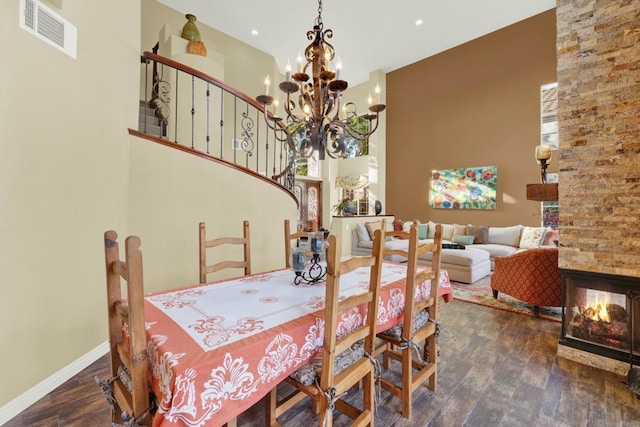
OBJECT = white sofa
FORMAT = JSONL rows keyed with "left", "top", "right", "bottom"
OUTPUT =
{"left": 351, "top": 218, "right": 558, "bottom": 284}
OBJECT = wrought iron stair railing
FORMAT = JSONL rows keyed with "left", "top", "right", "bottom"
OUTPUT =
{"left": 136, "top": 50, "right": 295, "bottom": 193}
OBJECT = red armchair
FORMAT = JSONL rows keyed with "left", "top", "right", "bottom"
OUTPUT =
{"left": 491, "top": 247, "right": 562, "bottom": 316}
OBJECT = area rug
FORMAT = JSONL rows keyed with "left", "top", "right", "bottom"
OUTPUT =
{"left": 450, "top": 276, "right": 562, "bottom": 322}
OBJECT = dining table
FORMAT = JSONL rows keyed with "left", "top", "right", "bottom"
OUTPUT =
{"left": 141, "top": 261, "right": 453, "bottom": 427}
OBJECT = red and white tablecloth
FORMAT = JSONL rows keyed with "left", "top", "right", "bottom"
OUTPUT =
{"left": 142, "top": 262, "right": 452, "bottom": 426}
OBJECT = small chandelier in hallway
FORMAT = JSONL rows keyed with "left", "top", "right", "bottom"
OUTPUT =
{"left": 256, "top": 0, "right": 385, "bottom": 160}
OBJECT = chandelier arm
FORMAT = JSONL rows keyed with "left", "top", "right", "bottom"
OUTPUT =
{"left": 283, "top": 95, "right": 302, "bottom": 124}
{"left": 259, "top": 108, "right": 283, "bottom": 133}
{"left": 255, "top": 100, "right": 292, "bottom": 144}
{"left": 331, "top": 92, "right": 341, "bottom": 121}
{"left": 364, "top": 114, "right": 381, "bottom": 136}
{"left": 327, "top": 118, "right": 372, "bottom": 140}
{"left": 272, "top": 128, "right": 289, "bottom": 143}
{"left": 295, "top": 140, "right": 315, "bottom": 159}
{"left": 323, "top": 123, "right": 349, "bottom": 158}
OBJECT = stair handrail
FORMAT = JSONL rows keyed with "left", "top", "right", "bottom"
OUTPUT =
{"left": 139, "top": 50, "right": 295, "bottom": 193}
{"left": 142, "top": 51, "right": 285, "bottom": 130}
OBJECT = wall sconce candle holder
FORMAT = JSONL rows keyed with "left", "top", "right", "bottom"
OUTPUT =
{"left": 535, "top": 144, "right": 552, "bottom": 183}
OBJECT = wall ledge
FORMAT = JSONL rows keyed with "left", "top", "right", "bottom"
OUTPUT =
{"left": 526, "top": 183, "right": 558, "bottom": 201}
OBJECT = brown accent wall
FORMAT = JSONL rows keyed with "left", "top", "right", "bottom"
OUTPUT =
{"left": 556, "top": 1, "right": 640, "bottom": 277}
{"left": 386, "top": 10, "right": 557, "bottom": 227}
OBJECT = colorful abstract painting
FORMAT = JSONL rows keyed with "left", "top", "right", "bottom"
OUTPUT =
{"left": 430, "top": 166, "right": 497, "bottom": 209}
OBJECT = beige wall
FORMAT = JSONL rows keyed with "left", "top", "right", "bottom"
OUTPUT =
{"left": 142, "top": 0, "right": 279, "bottom": 108}
{"left": 0, "top": 0, "right": 139, "bottom": 407}
{"left": 0, "top": 0, "right": 297, "bottom": 413}
{"left": 386, "top": 10, "right": 558, "bottom": 227}
{"left": 129, "top": 138, "right": 297, "bottom": 290}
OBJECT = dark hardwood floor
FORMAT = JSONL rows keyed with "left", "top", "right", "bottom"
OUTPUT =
{"left": 5, "top": 299, "right": 640, "bottom": 426}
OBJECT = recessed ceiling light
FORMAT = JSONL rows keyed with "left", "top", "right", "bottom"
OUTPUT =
{"left": 251, "top": 29, "right": 259, "bottom": 36}
{"left": 415, "top": 19, "right": 423, "bottom": 26}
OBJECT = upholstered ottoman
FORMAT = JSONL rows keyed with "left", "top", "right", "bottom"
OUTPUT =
{"left": 418, "top": 247, "right": 491, "bottom": 284}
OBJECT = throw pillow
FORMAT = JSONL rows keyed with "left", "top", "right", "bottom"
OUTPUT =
{"left": 395, "top": 220, "right": 413, "bottom": 239}
{"left": 466, "top": 225, "right": 489, "bottom": 244}
{"left": 441, "top": 224, "right": 455, "bottom": 241}
{"left": 451, "top": 234, "right": 475, "bottom": 245}
{"left": 488, "top": 225, "right": 523, "bottom": 247}
{"left": 356, "top": 223, "right": 371, "bottom": 242}
{"left": 418, "top": 224, "right": 428, "bottom": 239}
{"left": 392, "top": 219, "right": 404, "bottom": 231}
{"left": 519, "top": 226, "right": 546, "bottom": 248}
{"left": 365, "top": 221, "right": 382, "bottom": 240}
{"left": 385, "top": 220, "right": 395, "bottom": 232}
{"left": 542, "top": 228, "right": 559, "bottom": 246}
{"left": 427, "top": 222, "right": 454, "bottom": 240}
{"left": 453, "top": 224, "right": 467, "bottom": 236}
{"left": 427, "top": 221, "right": 437, "bottom": 238}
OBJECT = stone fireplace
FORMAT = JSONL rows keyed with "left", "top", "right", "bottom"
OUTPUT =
{"left": 556, "top": 0, "right": 640, "bottom": 372}
{"left": 559, "top": 269, "right": 640, "bottom": 372}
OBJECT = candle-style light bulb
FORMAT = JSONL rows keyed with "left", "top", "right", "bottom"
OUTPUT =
{"left": 285, "top": 60, "right": 292, "bottom": 82}
{"left": 296, "top": 52, "right": 303, "bottom": 73}
{"left": 367, "top": 94, "right": 373, "bottom": 106}
{"left": 336, "top": 57, "right": 342, "bottom": 80}
{"left": 264, "top": 75, "right": 270, "bottom": 95}
{"left": 374, "top": 83, "right": 381, "bottom": 104}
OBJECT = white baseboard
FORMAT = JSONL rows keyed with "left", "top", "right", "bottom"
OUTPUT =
{"left": 0, "top": 341, "right": 109, "bottom": 425}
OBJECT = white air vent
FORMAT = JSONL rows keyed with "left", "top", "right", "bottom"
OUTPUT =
{"left": 19, "top": 0, "right": 77, "bottom": 59}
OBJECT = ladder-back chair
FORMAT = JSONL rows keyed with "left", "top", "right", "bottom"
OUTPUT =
{"left": 267, "top": 230, "right": 385, "bottom": 426}
{"left": 376, "top": 223, "right": 443, "bottom": 419}
{"left": 102, "top": 230, "right": 154, "bottom": 425}
{"left": 199, "top": 220, "right": 251, "bottom": 283}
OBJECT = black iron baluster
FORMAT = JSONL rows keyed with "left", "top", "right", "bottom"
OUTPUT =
{"left": 272, "top": 124, "right": 277, "bottom": 180}
{"left": 190, "top": 76, "right": 195, "bottom": 149}
{"left": 219, "top": 87, "right": 224, "bottom": 159}
{"left": 173, "top": 70, "right": 179, "bottom": 143}
{"left": 143, "top": 58, "right": 149, "bottom": 134}
{"left": 205, "top": 83, "right": 210, "bottom": 154}
{"left": 254, "top": 108, "right": 259, "bottom": 171}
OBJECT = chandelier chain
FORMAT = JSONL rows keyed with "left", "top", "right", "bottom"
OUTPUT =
{"left": 315, "top": 0, "right": 323, "bottom": 27}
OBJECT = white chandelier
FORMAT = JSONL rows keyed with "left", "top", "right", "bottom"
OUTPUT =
{"left": 256, "top": 0, "right": 385, "bottom": 160}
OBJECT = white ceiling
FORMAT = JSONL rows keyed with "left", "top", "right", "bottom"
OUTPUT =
{"left": 156, "top": 0, "right": 556, "bottom": 86}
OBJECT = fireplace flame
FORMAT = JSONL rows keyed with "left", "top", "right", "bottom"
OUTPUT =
{"left": 580, "top": 294, "right": 611, "bottom": 323}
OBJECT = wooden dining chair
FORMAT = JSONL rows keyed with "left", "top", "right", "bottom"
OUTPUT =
{"left": 376, "top": 223, "right": 443, "bottom": 419}
{"left": 102, "top": 230, "right": 154, "bottom": 425}
{"left": 199, "top": 220, "right": 251, "bottom": 283}
{"left": 267, "top": 229, "right": 385, "bottom": 426}
{"left": 283, "top": 219, "right": 318, "bottom": 268}
{"left": 380, "top": 218, "right": 418, "bottom": 258}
